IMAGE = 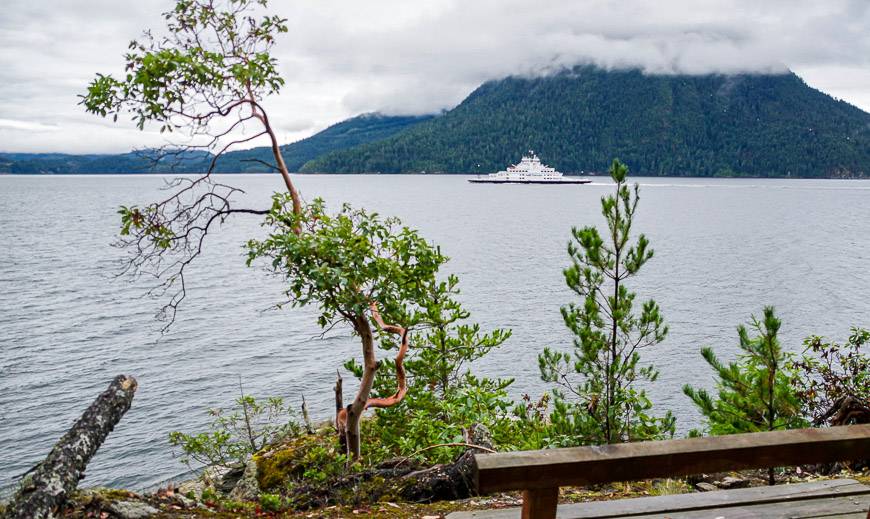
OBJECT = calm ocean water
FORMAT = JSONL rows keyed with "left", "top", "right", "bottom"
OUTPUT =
{"left": 1, "top": 174, "right": 869, "bottom": 492}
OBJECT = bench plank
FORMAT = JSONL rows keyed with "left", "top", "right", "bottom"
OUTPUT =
{"left": 474, "top": 425, "right": 870, "bottom": 493}
{"left": 448, "top": 479, "right": 870, "bottom": 519}
{"left": 625, "top": 493, "right": 870, "bottom": 519}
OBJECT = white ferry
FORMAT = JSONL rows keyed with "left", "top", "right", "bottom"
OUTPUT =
{"left": 468, "top": 151, "right": 591, "bottom": 184}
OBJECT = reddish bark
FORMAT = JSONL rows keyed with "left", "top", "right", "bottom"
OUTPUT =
{"left": 342, "top": 313, "right": 377, "bottom": 458}
{"left": 245, "top": 88, "right": 302, "bottom": 227}
{"left": 334, "top": 303, "right": 411, "bottom": 459}
{"left": 365, "top": 302, "right": 409, "bottom": 410}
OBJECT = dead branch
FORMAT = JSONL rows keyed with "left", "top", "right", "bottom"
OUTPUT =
{"left": 301, "top": 394, "right": 314, "bottom": 434}
{"left": 240, "top": 158, "right": 281, "bottom": 172}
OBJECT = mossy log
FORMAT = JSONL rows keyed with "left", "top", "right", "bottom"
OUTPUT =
{"left": 258, "top": 424, "right": 494, "bottom": 509}
{"left": 391, "top": 424, "right": 493, "bottom": 502}
{"left": 298, "top": 424, "right": 493, "bottom": 507}
{"left": 3, "top": 375, "right": 138, "bottom": 519}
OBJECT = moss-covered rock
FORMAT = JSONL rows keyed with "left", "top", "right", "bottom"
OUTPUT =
{"left": 254, "top": 430, "right": 347, "bottom": 492}
{"left": 70, "top": 487, "right": 141, "bottom": 509}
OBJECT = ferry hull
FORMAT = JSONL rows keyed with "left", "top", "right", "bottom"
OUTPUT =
{"left": 468, "top": 178, "right": 592, "bottom": 184}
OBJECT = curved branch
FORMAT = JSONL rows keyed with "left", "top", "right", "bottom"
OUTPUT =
{"left": 114, "top": 177, "right": 268, "bottom": 331}
{"left": 394, "top": 442, "right": 497, "bottom": 467}
{"left": 241, "top": 158, "right": 281, "bottom": 172}
{"left": 365, "top": 302, "right": 409, "bottom": 410}
{"left": 246, "top": 94, "right": 302, "bottom": 226}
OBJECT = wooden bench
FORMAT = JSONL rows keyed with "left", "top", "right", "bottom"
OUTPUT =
{"left": 449, "top": 424, "right": 870, "bottom": 519}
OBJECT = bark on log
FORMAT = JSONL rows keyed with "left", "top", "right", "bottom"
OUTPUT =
{"left": 3, "top": 375, "right": 138, "bottom": 519}
{"left": 817, "top": 396, "right": 870, "bottom": 472}
{"left": 827, "top": 396, "right": 870, "bottom": 426}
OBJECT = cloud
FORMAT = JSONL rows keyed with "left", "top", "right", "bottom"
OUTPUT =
{"left": 277, "top": 0, "right": 870, "bottom": 113}
{"left": 278, "top": 119, "right": 316, "bottom": 133}
{"left": 1, "top": 0, "right": 869, "bottom": 153}
{"left": 0, "top": 119, "right": 61, "bottom": 132}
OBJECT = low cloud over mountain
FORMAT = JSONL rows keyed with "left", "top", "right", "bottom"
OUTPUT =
{"left": 2, "top": 0, "right": 869, "bottom": 153}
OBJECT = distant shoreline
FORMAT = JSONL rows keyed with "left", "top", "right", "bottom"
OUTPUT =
{"left": 1, "top": 172, "right": 868, "bottom": 180}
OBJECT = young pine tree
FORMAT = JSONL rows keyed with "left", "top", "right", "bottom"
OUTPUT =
{"left": 683, "top": 306, "right": 806, "bottom": 484}
{"left": 407, "top": 275, "right": 512, "bottom": 397}
{"left": 539, "top": 159, "right": 674, "bottom": 446}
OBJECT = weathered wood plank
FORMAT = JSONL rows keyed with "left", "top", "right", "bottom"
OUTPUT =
{"left": 447, "top": 479, "right": 870, "bottom": 519}
{"left": 521, "top": 488, "right": 558, "bottom": 519}
{"left": 474, "top": 425, "right": 870, "bottom": 493}
{"left": 625, "top": 492, "right": 870, "bottom": 518}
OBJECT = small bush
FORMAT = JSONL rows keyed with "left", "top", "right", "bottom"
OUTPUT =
{"left": 169, "top": 391, "right": 301, "bottom": 469}
{"left": 363, "top": 376, "right": 524, "bottom": 464}
{"left": 791, "top": 328, "right": 870, "bottom": 425}
{"left": 259, "top": 493, "right": 284, "bottom": 512}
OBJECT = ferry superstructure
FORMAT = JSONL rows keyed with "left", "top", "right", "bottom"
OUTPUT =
{"left": 468, "top": 151, "right": 591, "bottom": 184}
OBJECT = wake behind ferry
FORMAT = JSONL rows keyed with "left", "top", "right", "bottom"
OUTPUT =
{"left": 468, "top": 151, "right": 591, "bottom": 184}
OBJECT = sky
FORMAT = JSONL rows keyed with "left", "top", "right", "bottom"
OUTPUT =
{"left": 1, "top": 0, "right": 868, "bottom": 154}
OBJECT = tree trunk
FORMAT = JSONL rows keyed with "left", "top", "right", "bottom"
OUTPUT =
{"left": 344, "top": 314, "right": 378, "bottom": 460}
{"left": 333, "top": 304, "right": 412, "bottom": 460}
{"left": 3, "top": 375, "right": 138, "bottom": 519}
{"left": 245, "top": 93, "right": 302, "bottom": 220}
{"left": 267, "top": 127, "right": 302, "bottom": 218}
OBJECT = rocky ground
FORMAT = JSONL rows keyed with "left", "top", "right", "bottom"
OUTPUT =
{"left": 9, "top": 467, "right": 864, "bottom": 519}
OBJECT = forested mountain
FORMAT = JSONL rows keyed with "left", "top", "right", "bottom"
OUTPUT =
{"left": 5, "top": 69, "right": 869, "bottom": 177}
{"left": 213, "top": 113, "right": 433, "bottom": 172}
{"left": 302, "top": 67, "right": 870, "bottom": 177}
{"left": 0, "top": 113, "right": 431, "bottom": 174}
{"left": 0, "top": 151, "right": 181, "bottom": 174}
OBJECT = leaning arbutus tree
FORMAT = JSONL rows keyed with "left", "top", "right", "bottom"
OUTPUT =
{"left": 81, "top": 0, "right": 303, "bottom": 329}
{"left": 247, "top": 196, "right": 448, "bottom": 460}
{"left": 82, "top": 0, "right": 445, "bottom": 462}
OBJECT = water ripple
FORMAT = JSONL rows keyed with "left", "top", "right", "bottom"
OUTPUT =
{"left": 0, "top": 174, "right": 868, "bottom": 492}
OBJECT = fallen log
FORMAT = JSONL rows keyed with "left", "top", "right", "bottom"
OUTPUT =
{"left": 3, "top": 375, "right": 138, "bottom": 519}
{"left": 281, "top": 423, "right": 494, "bottom": 508}
{"left": 392, "top": 423, "right": 494, "bottom": 502}
{"left": 815, "top": 396, "right": 870, "bottom": 473}
{"left": 827, "top": 396, "right": 870, "bottom": 426}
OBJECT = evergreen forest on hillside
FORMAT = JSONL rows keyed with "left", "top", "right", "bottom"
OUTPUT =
{"left": 5, "top": 68, "right": 870, "bottom": 178}
{"left": 304, "top": 67, "right": 870, "bottom": 178}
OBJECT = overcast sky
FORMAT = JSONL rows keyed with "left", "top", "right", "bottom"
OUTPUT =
{"left": 1, "top": 0, "right": 868, "bottom": 154}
